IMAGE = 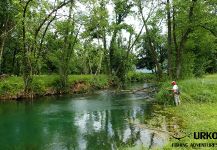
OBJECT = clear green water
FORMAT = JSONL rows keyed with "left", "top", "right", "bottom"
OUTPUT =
{"left": 0, "top": 84, "right": 167, "bottom": 150}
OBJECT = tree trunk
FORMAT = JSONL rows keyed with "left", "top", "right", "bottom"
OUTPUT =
{"left": 172, "top": 5, "right": 178, "bottom": 79}
{"left": 60, "top": 1, "right": 73, "bottom": 89}
{"left": 138, "top": 0, "right": 163, "bottom": 79}
{"left": 32, "top": 0, "right": 71, "bottom": 56}
{"left": 109, "top": 28, "right": 118, "bottom": 74}
{"left": 12, "top": 47, "right": 18, "bottom": 75}
{"left": 0, "top": 35, "right": 6, "bottom": 74}
{"left": 167, "top": 0, "right": 173, "bottom": 78}
{"left": 95, "top": 33, "right": 103, "bottom": 75}
{"left": 88, "top": 57, "right": 93, "bottom": 74}
{"left": 35, "top": 15, "right": 56, "bottom": 74}
{"left": 174, "top": 0, "right": 197, "bottom": 79}
{"left": 95, "top": 44, "right": 103, "bottom": 75}
{"left": 22, "top": 0, "right": 33, "bottom": 94}
{"left": 144, "top": 23, "right": 163, "bottom": 79}
{"left": 102, "top": 28, "right": 109, "bottom": 74}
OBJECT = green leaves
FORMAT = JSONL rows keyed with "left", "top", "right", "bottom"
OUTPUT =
{"left": 0, "top": 0, "right": 216, "bottom": 87}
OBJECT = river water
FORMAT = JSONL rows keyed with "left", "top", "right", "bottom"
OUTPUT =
{"left": 0, "top": 84, "right": 168, "bottom": 150}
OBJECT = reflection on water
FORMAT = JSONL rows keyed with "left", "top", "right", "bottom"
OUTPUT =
{"left": 0, "top": 84, "right": 168, "bottom": 150}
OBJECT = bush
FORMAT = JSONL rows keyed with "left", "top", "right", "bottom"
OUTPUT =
{"left": 31, "top": 79, "right": 46, "bottom": 95}
{"left": 155, "top": 82, "right": 174, "bottom": 105}
{"left": 127, "top": 72, "right": 155, "bottom": 82}
{"left": 50, "top": 77, "right": 67, "bottom": 93}
{"left": 0, "top": 82, "right": 14, "bottom": 94}
{"left": 68, "top": 74, "right": 109, "bottom": 89}
{"left": 0, "top": 76, "right": 23, "bottom": 96}
{"left": 89, "top": 75, "right": 109, "bottom": 89}
{"left": 0, "top": 74, "right": 111, "bottom": 99}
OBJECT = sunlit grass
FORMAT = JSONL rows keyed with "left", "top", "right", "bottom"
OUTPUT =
{"left": 158, "top": 74, "right": 217, "bottom": 149}
{"left": 0, "top": 76, "right": 23, "bottom": 95}
{"left": 164, "top": 103, "right": 217, "bottom": 150}
{"left": 127, "top": 72, "right": 156, "bottom": 82}
{"left": 0, "top": 72, "right": 155, "bottom": 98}
{"left": 156, "top": 74, "right": 217, "bottom": 104}
{"left": 0, "top": 74, "right": 110, "bottom": 97}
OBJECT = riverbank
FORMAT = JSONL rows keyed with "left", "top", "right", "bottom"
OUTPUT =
{"left": 156, "top": 74, "right": 217, "bottom": 149}
{"left": 0, "top": 75, "right": 110, "bottom": 100}
{"left": 0, "top": 72, "right": 156, "bottom": 100}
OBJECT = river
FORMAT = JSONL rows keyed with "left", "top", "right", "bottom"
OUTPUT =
{"left": 0, "top": 83, "right": 168, "bottom": 150}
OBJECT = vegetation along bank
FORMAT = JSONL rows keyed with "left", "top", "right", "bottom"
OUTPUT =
{"left": 0, "top": 72, "right": 155, "bottom": 100}
{"left": 156, "top": 74, "right": 217, "bottom": 149}
{"left": 0, "top": 75, "right": 110, "bottom": 100}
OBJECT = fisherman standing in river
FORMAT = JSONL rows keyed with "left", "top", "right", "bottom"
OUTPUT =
{"left": 169, "top": 81, "right": 180, "bottom": 106}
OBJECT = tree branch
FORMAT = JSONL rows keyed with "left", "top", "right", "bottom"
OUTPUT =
{"left": 34, "top": 0, "right": 71, "bottom": 39}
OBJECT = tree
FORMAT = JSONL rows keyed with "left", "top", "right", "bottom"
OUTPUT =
{"left": 166, "top": 0, "right": 173, "bottom": 78}
{"left": 21, "top": 0, "right": 33, "bottom": 94}
{"left": 82, "top": 0, "right": 109, "bottom": 75}
{"left": 169, "top": 0, "right": 217, "bottom": 78}
{"left": 0, "top": 0, "right": 16, "bottom": 73}
{"left": 136, "top": 0, "right": 163, "bottom": 79}
{"left": 0, "top": 0, "right": 216, "bottom": 88}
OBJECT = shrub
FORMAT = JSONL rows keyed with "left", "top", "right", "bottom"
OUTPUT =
{"left": 127, "top": 72, "right": 155, "bottom": 82}
{"left": 50, "top": 77, "right": 67, "bottom": 93}
{"left": 155, "top": 82, "right": 174, "bottom": 105}
{"left": 0, "top": 77, "right": 23, "bottom": 96}
{"left": 89, "top": 75, "right": 109, "bottom": 89}
{"left": 31, "top": 79, "right": 46, "bottom": 95}
{"left": 0, "top": 82, "right": 14, "bottom": 94}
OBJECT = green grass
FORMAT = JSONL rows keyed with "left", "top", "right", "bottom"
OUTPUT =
{"left": 0, "top": 76, "right": 23, "bottom": 96}
{"left": 164, "top": 103, "right": 217, "bottom": 150}
{"left": 156, "top": 74, "right": 217, "bottom": 149}
{"left": 68, "top": 74, "right": 109, "bottom": 89}
{"left": 0, "top": 72, "right": 157, "bottom": 99}
{"left": 156, "top": 74, "right": 217, "bottom": 104}
{"left": 0, "top": 74, "right": 110, "bottom": 99}
{"left": 127, "top": 71, "right": 156, "bottom": 82}
{"left": 0, "top": 72, "right": 154, "bottom": 98}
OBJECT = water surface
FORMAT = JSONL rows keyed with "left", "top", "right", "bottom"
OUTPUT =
{"left": 0, "top": 84, "right": 167, "bottom": 150}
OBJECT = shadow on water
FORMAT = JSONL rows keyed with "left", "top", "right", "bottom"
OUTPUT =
{"left": 0, "top": 83, "right": 169, "bottom": 150}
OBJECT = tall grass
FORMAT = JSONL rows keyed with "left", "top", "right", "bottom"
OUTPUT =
{"left": 163, "top": 103, "right": 217, "bottom": 150}
{"left": 156, "top": 74, "right": 217, "bottom": 104}
{"left": 0, "top": 76, "right": 23, "bottom": 95}
{"left": 0, "top": 72, "right": 157, "bottom": 99}
{"left": 0, "top": 74, "right": 110, "bottom": 99}
{"left": 159, "top": 74, "right": 217, "bottom": 149}
{"left": 127, "top": 72, "right": 156, "bottom": 82}
{"left": 68, "top": 74, "right": 109, "bottom": 89}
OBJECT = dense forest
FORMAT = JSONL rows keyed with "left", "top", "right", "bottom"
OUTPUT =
{"left": 0, "top": 0, "right": 217, "bottom": 93}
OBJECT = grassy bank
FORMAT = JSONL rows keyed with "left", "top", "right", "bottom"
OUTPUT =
{"left": 127, "top": 72, "right": 156, "bottom": 82}
{"left": 156, "top": 74, "right": 217, "bottom": 104}
{"left": 156, "top": 74, "right": 217, "bottom": 149}
{"left": 0, "top": 72, "right": 155, "bottom": 100}
{"left": 0, "top": 75, "right": 110, "bottom": 100}
{"left": 163, "top": 103, "right": 217, "bottom": 149}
